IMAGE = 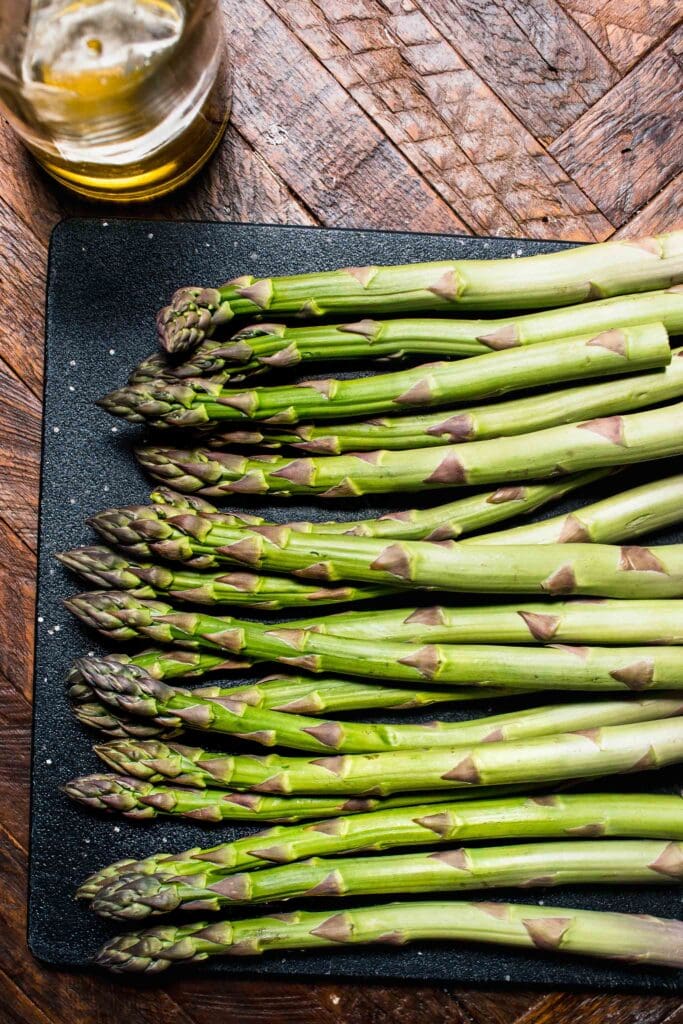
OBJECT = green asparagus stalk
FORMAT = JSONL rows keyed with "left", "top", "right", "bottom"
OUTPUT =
{"left": 136, "top": 397, "right": 683, "bottom": 498}
{"left": 64, "top": 478, "right": 683, "bottom": 609}
{"left": 95, "top": 899, "right": 683, "bottom": 973}
{"left": 68, "top": 681, "right": 517, "bottom": 740}
{"left": 154, "top": 475, "right": 607, "bottom": 541}
{"left": 57, "top": 546, "right": 392, "bottom": 609}
{"left": 65, "top": 591, "right": 683, "bottom": 691}
{"left": 78, "top": 655, "right": 683, "bottom": 754}
{"left": 69, "top": 659, "right": 496, "bottom": 714}
{"left": 78, "top": 792, "right": 683, "bottom": 902}
{"left": 88, "top": 505, "right": 683, "bottom": 598}
{"left": 146, "top": 473, "right": 605, "bottom": 544}
{"left": 156, "top": 232, "right": 683, "bottom": 353}
{"left": 471, "top": 474, "right": 683, "bottom": 546}
{"left": 226, "top": 348, "right": 683, "bottom": 453}
{"left": 102, "top": 324, "right": 673, "bottom": 428}
{"left": 67, "top": 649, "right": 240, "bottom": 702}
{"left": 72, "top": 701, "right": 184, "bottom": 740}
{"left": 297, "top": 600, "right": 683, "bottom": 646}
{"left": 91, "top": 839, "right": 683, "bottom": 921}
{"left": 134, "top": 288, "right": 683, "bottom": 383}
{"left": 64, "top": 773, "right": 430, "bottom": 823}
{"left": 95, "top": 717, "right": 683, "bottom": 795}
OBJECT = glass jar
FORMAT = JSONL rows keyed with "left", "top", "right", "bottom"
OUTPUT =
{"left": 0, "top": 0, "right": 231, "bottom": 201}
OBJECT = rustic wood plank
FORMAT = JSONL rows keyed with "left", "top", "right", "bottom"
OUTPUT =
{"left": 0, "top": 121, "right": 77, "bottom": 246}
{"left": 556, "top": 0, "right": 683, "bottom": 73}
{"left": 171, "top": 979, "right": 340, "bottom": 1024}
{"left": 137, "top": 125, "right": 318, "bottom": 227}
{"left": 550, "top": 26, "right": 683, "bottom": 226}
{"left": 0, "top": 678, "right": 32, "bottom": 845}
{"left": 218, "top": 0, "right": 466, "bottom": 233}
{"left": 614, "top": 173, "right": 683, "bottom": 237}
{"left": 514, "top": 992, "right": 683, "bottom": 1024}
{"left": 0, "top": 968, "right": 55, "bottom": 1024}
{"left": 0, "top": 196, "right": 48, "bottom": 397}
{"left": 0, "top": 357, "right": 41, "bottom": 551}
{"left": 274, "top": 0, "right": 611, "bottom": 240}
{"left": 413, "top": 0, "right": 618, "bottom": 144}
{"left": 453, "top": 989, "right": 540, "bottom": 1024}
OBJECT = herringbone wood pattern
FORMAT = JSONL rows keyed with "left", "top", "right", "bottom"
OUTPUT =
{"left": 0, "top": 0, "right": 681, "bottom": 1019}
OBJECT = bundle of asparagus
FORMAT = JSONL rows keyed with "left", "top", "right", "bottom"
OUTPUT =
{"left": 62, "top": 231, "right": 683, "bottom": 976}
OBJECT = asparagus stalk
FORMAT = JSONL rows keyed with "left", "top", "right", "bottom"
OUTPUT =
{"left": 65, "top": 591, "right": 683, "bottom": 690}
{"left": 78, "top": 655, "right": 683, "bottom": 754}
{"left": 67, "top": 650, "right": 240, "bottom": 702}
{"left": 102, "top": 324, "right": 673, "bottom": 428}
{"left": 78, "top": 792, "right": 683, "bottom": 902}
{"left": 226, "top": 348, "right": 683, "bottom": 453}
{"left": 73, "top": 680, "right": 523, "bottom": 740}
{"left": 134, "top": 288, "right": 683, "bottom": 383}
{"left": 472, "top": 474, "right": 683, "bottom": 546}
{"left": 297, "top": 600, "right": 683, "bottom": 646}
{"left": 64, "top": 478, "right": 683, "bottom": 610}
{"left": 136, "top": 398, "right": 683, "bottom": 498}
{"left": 156, "top": 231, "right": 683, "bottom": 353}
{"left": 69, "top": 659, "right": 494, "bottom": 714}
{"left": 57, "top": 546, "right": 392, "bottom": 609}
{"left": 94, "top": 717, "right": 683, "bottom": 795}
{"left": 145, "top": 473, "right": 605, "bottom": 545}
{"left": 87, "top": 504, "right": 683, "bottom": 597}
{"left": 95, "top": 899, "right": 683, "bottom": 973}
{"left": 92, "top": 839, "right": 683, "bottom": 921}
{"left": 72, "top": 701, "right": 183, "bottom": 740}
{"left": 64, "top": 773, "right": 435, "bottom": 823}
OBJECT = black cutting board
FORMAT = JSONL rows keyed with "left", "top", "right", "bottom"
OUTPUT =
{"left": 30, "top": 218, "right": 683, "bottom": 989}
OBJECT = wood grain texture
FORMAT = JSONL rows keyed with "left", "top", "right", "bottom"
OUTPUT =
{"left": 414, "top": 0, "right": 619, "bottom": 143}
{"left": 555, "top": 0, "right": 683, "bottom": 72}
{"left": 613, "top": 174, "right": 683, "bottom": 237}
{"left": 0, "top": 0, "right": 682, "bottom": 1020}
{"left": 550, "top": 26, "right": 683, "bottom": 225}
{"left": 272, "top": 0, "right": 611, "bottom": 239}
{"left": 220, "top": 0, "right": 465, "bottom": 233}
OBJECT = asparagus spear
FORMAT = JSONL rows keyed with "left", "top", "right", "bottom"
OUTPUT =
{"left": 69, "top": 658, "right": 495, "bottom": 714}
{"left": 92, "top": 839, "right": 683, "bottom": 921}
{"left": 94, "top": 717, "right": 683, "bottom": 795}
{"left": 472, "top": 474, "right": 683, "bottom": 546}
{"left": 87, "top": 504, "right": 683, "bottom": 597}
{"left": 63, "top": 478, "right": 683, "bottom": 610}
{"left": 67, "top": 650, "right": 240, "bottom": 702}
{"left": 63, "top": 773, "right": 430, "bottom": 823}
{"left": 225, "top": 348, "right": 683, "bottom": 453}
{"left": 78, "top": 792, "right": 683, "bottom": 902}
{"left": 57, "top": 547, "right": 392, "bottom": 609}
{"left": 146, "top": 473, "right": 604, "bottom": 544}
{"left": 102, "top": 324, "right": 673, "bottom": 428}
{"left": 72, "top": 678, "right": 519, "bottom": 741}
{"left": 78, "top": 655, "right": 683, "bottom": 753}
{"left": 72, "top": 701, "right": 183, "bottom": 740}
{"left": 136, "top": 399, "right": 683, "bottom": 498}
{"left": 134, "top": 288, "right": 683, "bottom": 383}
{"left": 297, "top": 600, "right": 683, "bottom": 646}
{"left": 65, "top": 591, "right": 683, "bottom": 690}
{"left": 95, "top": 899, "right": 683, "bottom": 973}
{"left": 156, "top": 231, "right": 683, "bottom": 353}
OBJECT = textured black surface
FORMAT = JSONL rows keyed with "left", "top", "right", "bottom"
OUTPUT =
{"left": 30, "top": 218, "right": 682, "bottom": 988}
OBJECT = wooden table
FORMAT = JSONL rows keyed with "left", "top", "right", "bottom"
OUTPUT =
{"left": 1, "top": 1, "right": 682, "bottom": 1020}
